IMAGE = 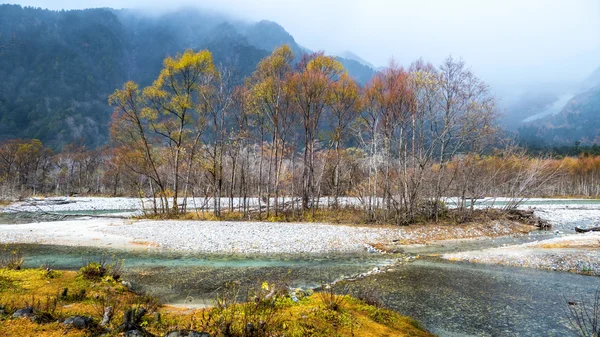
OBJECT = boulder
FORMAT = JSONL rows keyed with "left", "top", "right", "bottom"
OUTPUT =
{"left": 64, "top": 315, "right": 94, "bottom": 329}
{"left": 126, "top": 330, "right": 147, "bottom": 337}
{"left": 12, "top": 307, "right": 34, "bottom": 318}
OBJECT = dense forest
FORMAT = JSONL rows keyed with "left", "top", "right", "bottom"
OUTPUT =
{"left": 0, "top": 5, "right": 373, "bottom": 149}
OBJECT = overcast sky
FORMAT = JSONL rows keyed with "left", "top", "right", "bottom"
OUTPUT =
{"left": 7, "top": 0, "right": 600, "bottom": 97}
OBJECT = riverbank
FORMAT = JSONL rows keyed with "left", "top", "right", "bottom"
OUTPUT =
{"left": 0, "top": 217, "right": 538, "bottom": 254}
{"left": 0, "top": 267, "right": 434, "bottom": 337}
{"left": 443, "top": 232, "right": 600, "bottom": 276}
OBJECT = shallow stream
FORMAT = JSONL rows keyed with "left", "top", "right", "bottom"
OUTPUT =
{"left": 8, "top": 234, "right": 598, "bottom": 336}
{"left": 3, "top": 199, "right": 600, "bottom": 336}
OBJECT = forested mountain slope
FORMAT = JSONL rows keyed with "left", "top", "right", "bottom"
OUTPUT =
{"left": 517, "top": 66, "right": 600, "bottom": 147}
{"left": 0, "top": 5, "right": 374, "bottom": 149}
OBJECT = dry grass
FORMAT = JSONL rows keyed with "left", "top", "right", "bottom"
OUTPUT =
{"left": 129, "top": 240, "right": 160, "bottom": 247}
{"left": 144, "top": 207, "right": 522, "bottom": 227}
{"left": 538, "top": 240, "right": 600, "bottom": 249}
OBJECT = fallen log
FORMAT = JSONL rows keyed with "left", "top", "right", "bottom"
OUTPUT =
{"left": 575, "top": 226, "right": 600, "bottom": 233}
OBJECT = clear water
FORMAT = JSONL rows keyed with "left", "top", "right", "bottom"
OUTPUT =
{"left": 14, "top": 244, "right": 397, "bottom": 305}
{"left": 445, "top": 198, "right": 600, "bottom": 207}
{"left": 8, "top": 241, "right": 598, "bottom": 336}
{"left": 343, "top": 258, "right": 599, "bottom": 337}
{"left": 401, "top": 230, "right": 556, "bottom": 255}
{"left": 3, "top": 198, "right": 600, "bottom": 336}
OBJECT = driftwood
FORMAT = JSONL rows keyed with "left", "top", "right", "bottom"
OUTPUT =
{"left": 506, "top": 209, "right": 551, "bottom": 229}
{"left": 575, "top": 226, "right": 600, "bottom": 233}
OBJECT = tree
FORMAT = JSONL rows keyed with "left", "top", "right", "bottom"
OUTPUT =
{"left": 248, "top": 45, "right": 295, "bottom": 215}
{"left": 0, "top": 32, "right": 16, "bottom": 50}
{"left": 326, "top": 72, "right": 362, "bottom": 207}
{"left": 290, "top": 52, "right": 343, "bottom": 211}
{"left": 109, "top": 82, "right": 169, "bottom": 214}
{"left": 143, "top": 49, "right": 218, "bottom": 214}
{"left": 430, "top": 56, "right": 497, "bottom": 220}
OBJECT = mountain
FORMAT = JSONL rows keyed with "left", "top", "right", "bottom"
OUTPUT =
{"left": 338, "top": 51, "right": 375, "bottom": 68}
{"left": 0, "top": 5, "right": 376, "bottom": 149}
{"left": 516, "top": 66, "right": 600, "bottom": 147}
{"left": 0, "top": 5, "right": 128, "bottom": 148}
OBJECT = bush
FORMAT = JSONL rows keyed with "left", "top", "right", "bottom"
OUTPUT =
{"left": 0, "top": 247, "right": 23, "bottom": 270}
{"left": 78, "top": 256, "right": 125, "bottom": 281}
{"left": 416, "top": 199, "right": 448, "bottom": 220}
{"left": 317, "top": 284, "right": 347, "bottom": 312}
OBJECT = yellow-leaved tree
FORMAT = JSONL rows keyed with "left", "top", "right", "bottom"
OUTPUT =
{"left": 110, "top": 50, "right": 218, "bottom": 214}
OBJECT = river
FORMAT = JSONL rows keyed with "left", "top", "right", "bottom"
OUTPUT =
{"left": 3, "top": 199, "right": 600, "bottom": 336}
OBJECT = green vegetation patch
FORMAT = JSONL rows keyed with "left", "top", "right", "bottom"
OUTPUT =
{"left": 0, "top": 267, "right": 434, "bottom": 337}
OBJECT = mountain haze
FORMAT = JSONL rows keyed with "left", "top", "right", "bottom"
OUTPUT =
{"left": 515, "top": 66, "right": 600, "bottom": 147}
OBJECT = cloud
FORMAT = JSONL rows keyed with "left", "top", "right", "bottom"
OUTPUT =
{"left": 7, "top": 0, "right": 600, "bottom": 95}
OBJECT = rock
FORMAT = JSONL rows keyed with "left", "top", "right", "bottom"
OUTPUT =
{"left": 64, "top": 315, "right": 94, "bottom": 329}
{"left": 245, "top": 323, "right": 255, "bottom": 334}
{"left": 101, "top": 306, "right": 113, "bottom": 327}
{"left": 126, "top": 330, "right": 146, "bottom": 337}
{"left": 12, "top": 307, "right": 34, "bottom": 318}
{"left": 164, "top": 331, "right": 211, "bottom": 337}
{"left": 292, "top": 288, "right": 307, "bottom": 299}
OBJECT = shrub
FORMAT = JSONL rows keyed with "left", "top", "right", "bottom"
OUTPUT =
{"left": 0, "top": 247, "right": 23, "bottom": 270}
{"left": 566, "top": 289, "right": 600, "bottom": 337}
{"left": 79, "top": 262, "right": 107, "bottom": 281}
{"left": 78, "top": 256, "right": 125, "bottom": 281}
{"left": 317, "top": 284, "right": 347, "bottom": 312}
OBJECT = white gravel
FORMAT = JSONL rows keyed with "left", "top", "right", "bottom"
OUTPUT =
{"left": 0, "top": 218, "right": 135, "bottom": 249}
{"left": 0, "top": 217, "right": 406, "bottom": 254}
{"left": 444, "top": 231, "right": 600, "bottom": 276}
{"left": 100, "top": 220, "right": 407, "bottom": 254}
{"left": 2, "top": 197, "right": 600, "bottom": 261}
{"left": 6, "top": 196, "right": 600, "bottom": 234}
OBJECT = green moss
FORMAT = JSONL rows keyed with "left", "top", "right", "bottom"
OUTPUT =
{"left": 0, "top": 267, "right": 435, "bottom": 337}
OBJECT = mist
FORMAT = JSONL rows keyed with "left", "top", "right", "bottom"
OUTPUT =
{"left": 6, "top": 0, "right": 600, "bottom": 100}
